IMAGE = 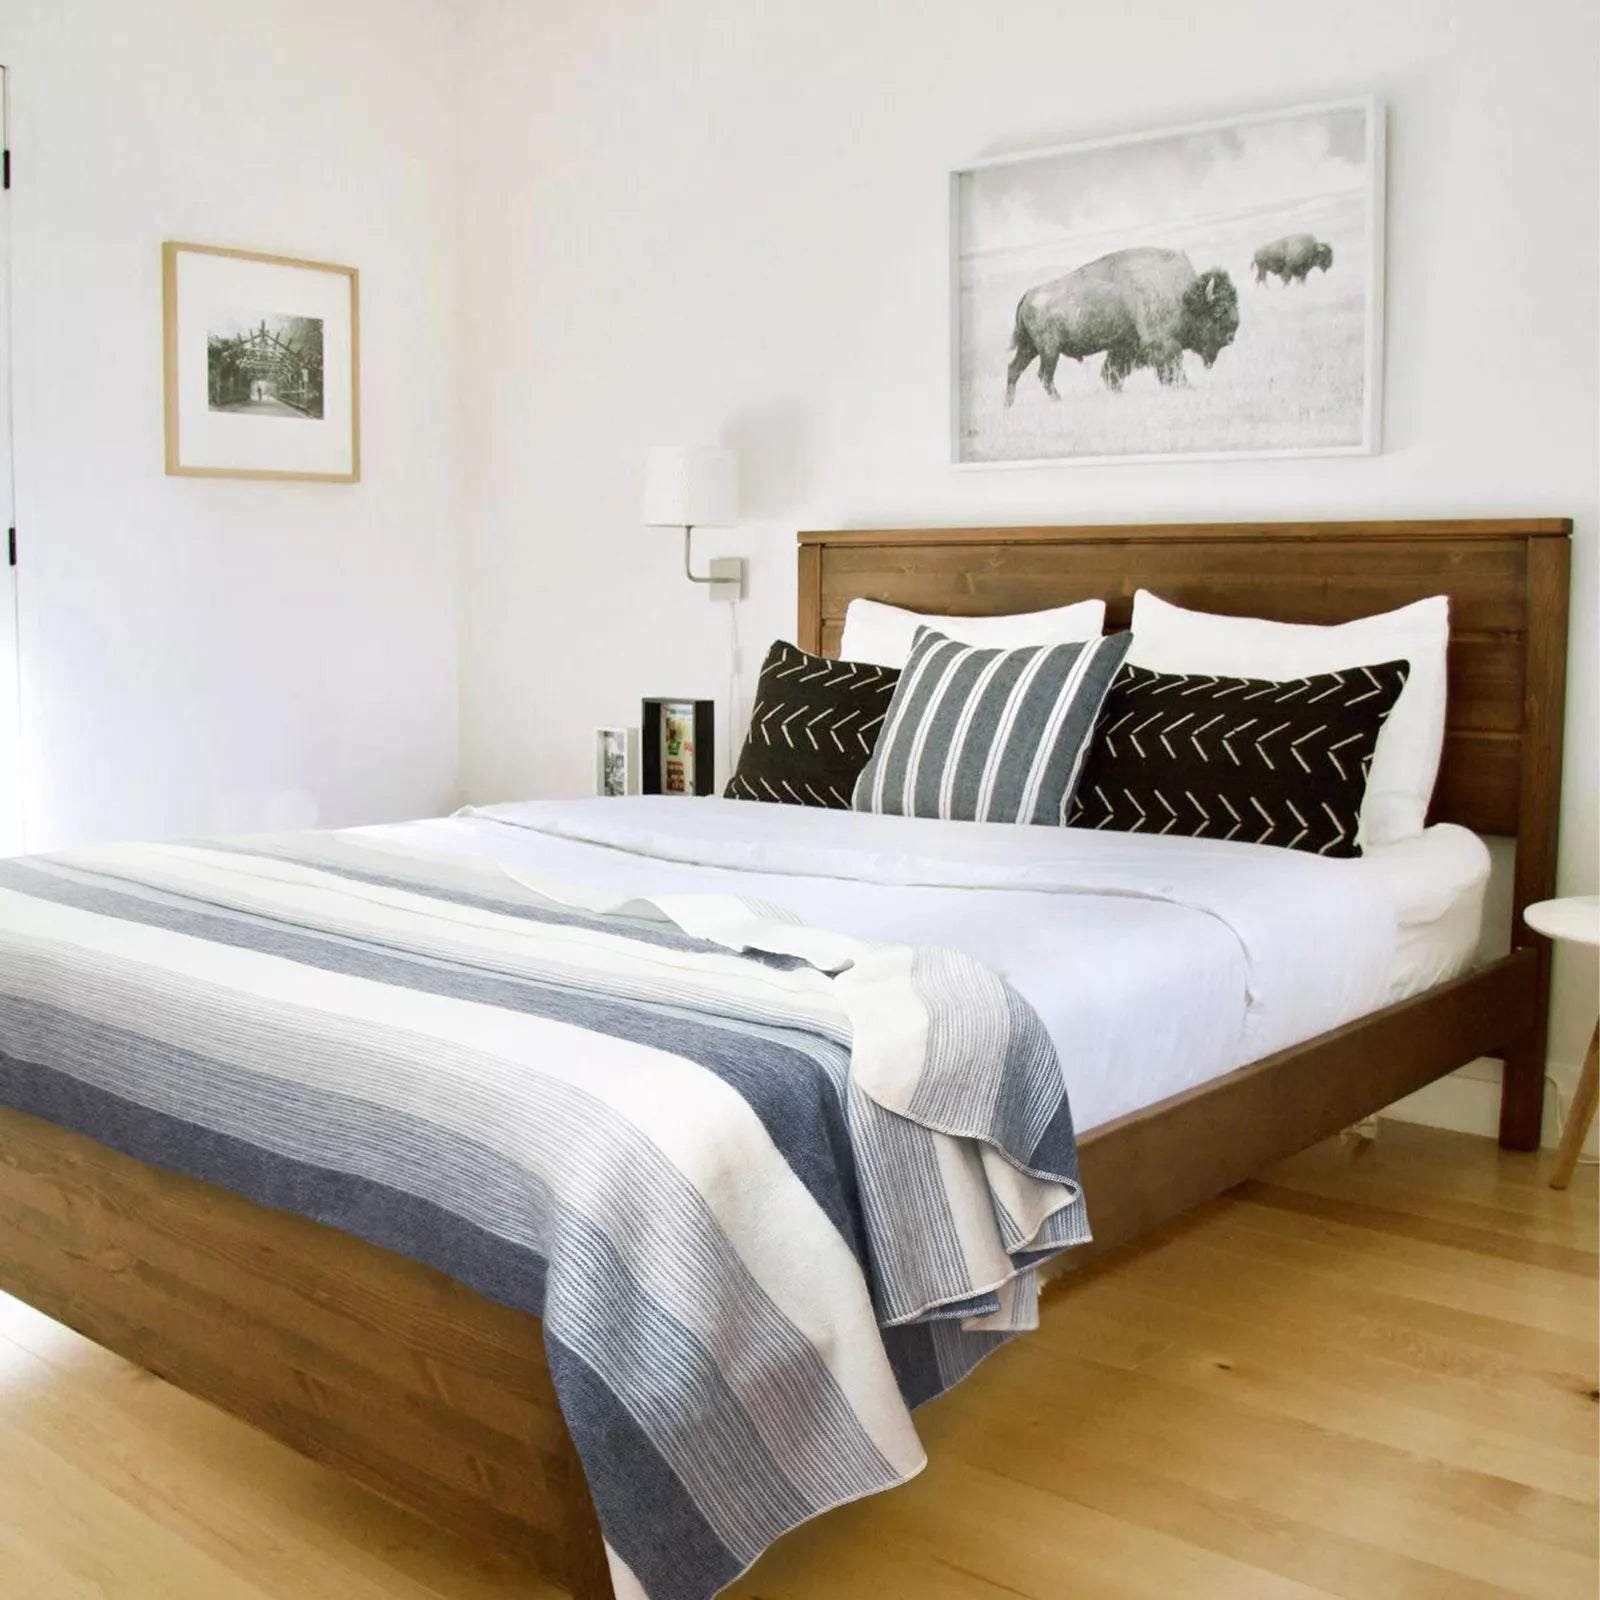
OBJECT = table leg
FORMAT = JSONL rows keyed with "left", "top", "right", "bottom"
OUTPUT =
{"left": 1550, "top": 1020, "right": 1599, "bottom": 1190}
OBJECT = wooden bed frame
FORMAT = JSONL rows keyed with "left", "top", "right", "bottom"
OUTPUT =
{"left": 0, "top": 518, "right": 1570, "bottom": 1600}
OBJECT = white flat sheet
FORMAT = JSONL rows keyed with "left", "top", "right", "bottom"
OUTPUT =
{"left": 363, "top": 798, "right": 1489, "bottom": 1135}
{"left": 1365, "top": 819, "right": 1491, "bottom": 1002}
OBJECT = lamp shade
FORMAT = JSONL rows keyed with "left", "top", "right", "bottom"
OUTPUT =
{"left": 642, "top": 445, "right": 738, "bottom": 528}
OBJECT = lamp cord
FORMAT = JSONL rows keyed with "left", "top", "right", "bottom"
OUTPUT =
{"left": 727, "top": 598, "right": 743, "bottom": 783}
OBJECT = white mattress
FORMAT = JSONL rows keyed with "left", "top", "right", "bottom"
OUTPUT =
{"left": 365, "top": 798, "right": 1489, "bottom": 1136}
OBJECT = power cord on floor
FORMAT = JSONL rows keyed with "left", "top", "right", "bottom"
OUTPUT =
{"left": 1343, "top": 1077, "right": 1595, "bottom": 1166}
{"left": 1546, "top": 1071, "right": 1598, "bottom": 1166}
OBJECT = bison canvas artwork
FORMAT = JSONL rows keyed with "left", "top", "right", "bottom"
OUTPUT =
{"left": 953, "top": 99, "right": 1383, "bottom": 465}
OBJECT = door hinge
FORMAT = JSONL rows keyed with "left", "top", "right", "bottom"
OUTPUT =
{"left": 7, "top": 528, "right": 15, "bottom": 568}
{"left": 3, "top": 149, "right": 10, "bottom": 190}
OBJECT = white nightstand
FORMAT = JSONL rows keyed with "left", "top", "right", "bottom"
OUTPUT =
{"left": 1524, "top": 895, "right": 1600, "bottom": 1189}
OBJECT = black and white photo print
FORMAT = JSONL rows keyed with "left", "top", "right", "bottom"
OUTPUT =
{"left": 594, "top": 727, "right": 637, "bottom": 797}
{"left": 951, "top": 99, "right": 1384, "bottom": 466}
{"left": 207, "top": 311, "right": 325, "bottom": 418}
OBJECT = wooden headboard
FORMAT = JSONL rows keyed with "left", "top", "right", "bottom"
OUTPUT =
{"left": 798, "top": 518, "right": 1571, "bottom": 930}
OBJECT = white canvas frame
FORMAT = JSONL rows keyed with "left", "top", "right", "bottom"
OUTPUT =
{"left": 949, "top": 96, "right": 1386, "bottom": 469}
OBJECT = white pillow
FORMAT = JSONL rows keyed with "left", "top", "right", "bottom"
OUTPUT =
{"left": 1127, "top": 589, "right": 1450, "bottom": 848}
{"left": 840, "top": 597, "right": 1107, "bottom": 669}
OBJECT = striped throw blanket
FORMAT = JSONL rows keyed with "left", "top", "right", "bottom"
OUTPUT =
{"left": 0, "top": 832, "right": 1089, "bottom": 1599}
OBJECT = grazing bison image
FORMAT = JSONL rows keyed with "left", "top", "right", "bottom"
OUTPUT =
{"left": 1252, "top": 233, "right": 1334, "bottom": 286}
{"left": 1005, "top": 247, "right": 1240, "bottom": 405}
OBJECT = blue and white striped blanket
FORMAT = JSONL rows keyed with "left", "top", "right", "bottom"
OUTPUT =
{"left": 0, "top": 831, "right": 1089, "bottom": 1599}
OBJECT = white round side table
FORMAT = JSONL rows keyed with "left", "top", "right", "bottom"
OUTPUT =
{"left": 1524, "top": 895, "right": 1600, "bottom": 1190}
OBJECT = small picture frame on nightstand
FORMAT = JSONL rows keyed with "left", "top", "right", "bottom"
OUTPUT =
{"left": 641, "top": 699, "right": 714, "bottom": 796}
{"left": 594, "top": 727, "right": 641, "bottom": 798}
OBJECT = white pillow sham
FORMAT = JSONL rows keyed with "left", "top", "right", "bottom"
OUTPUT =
{"left": 1126, "top": 588, "right": 1450, "bottom": 848}
{"left": 839, "top": 596, "right": 1107, "bottom": 669}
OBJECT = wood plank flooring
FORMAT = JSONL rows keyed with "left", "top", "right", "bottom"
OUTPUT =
{"left": 1, "top": 1121, "right": 1594, "bottom": 1600}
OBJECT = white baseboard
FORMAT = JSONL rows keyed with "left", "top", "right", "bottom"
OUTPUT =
{"left": 1382, "top": 1054, "right": 1596, "bottom": 1155}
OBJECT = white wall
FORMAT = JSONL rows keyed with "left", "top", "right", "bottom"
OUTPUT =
{"left": 455, "top": 0, "right": 1599, "bottom": 1124}
{"left": 1, "top": 0, "right": 464, "bottom": 848}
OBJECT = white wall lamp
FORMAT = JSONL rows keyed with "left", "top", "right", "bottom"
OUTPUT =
{"left": 642, "top": 444, "right": 743, "bottom": 602}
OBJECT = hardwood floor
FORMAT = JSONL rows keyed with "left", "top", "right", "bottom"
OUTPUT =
{"left": 1, "top": 1122, "right": 1594, "bottom": 1600}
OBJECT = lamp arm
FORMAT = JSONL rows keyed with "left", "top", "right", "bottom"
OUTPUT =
{"left": 683, "top": 525, "right": 717, "bottom": 584}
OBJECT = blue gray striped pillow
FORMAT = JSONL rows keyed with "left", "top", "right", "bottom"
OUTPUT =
{"left": 851, "top": 627, "right": 1133, "bottom": 824}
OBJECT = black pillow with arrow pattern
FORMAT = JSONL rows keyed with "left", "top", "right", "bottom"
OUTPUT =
{"left": 726, "top": 641, "right": 901, "bottom": 808}
{"left": 1068, "top": 659, "right": 1411, "bottom": 857}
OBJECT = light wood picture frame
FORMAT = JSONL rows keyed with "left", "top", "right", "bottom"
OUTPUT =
{"left": 163, "top": 241, "right": 361, "bottom": 482}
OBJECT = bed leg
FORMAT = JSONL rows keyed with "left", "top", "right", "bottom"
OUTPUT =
{"left": 1498, "top": 1026, "right": 1547, "bottom": 1151}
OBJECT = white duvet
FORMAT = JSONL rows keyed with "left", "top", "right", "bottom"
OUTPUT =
{"left": 364, "top": 797, "right": 1489, "bottom": 1135}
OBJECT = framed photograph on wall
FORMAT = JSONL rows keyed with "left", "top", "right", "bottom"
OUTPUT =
{"left": 950, "top": 97, "right": 1385, "bottom": 468}
{"left": 163, "top": 241, "right": 360, "bottom": 482}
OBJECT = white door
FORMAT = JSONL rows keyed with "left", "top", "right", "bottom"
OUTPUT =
{"left": 0, "top": 65, "right": 19, "bottom": 854}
